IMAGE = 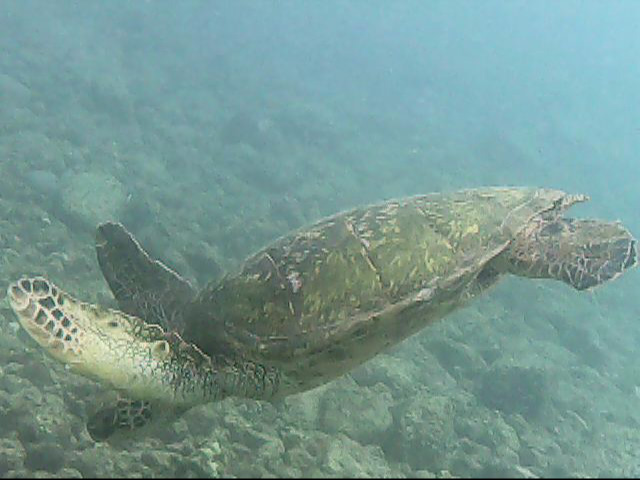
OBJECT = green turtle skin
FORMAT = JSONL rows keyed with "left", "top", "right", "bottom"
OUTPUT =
{"left": 6, "top": 186, "right": 637, "bottom": 440}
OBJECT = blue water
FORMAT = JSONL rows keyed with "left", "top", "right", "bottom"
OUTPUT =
{"left": 0, "top": 1, "right": 639, "bottom": 477}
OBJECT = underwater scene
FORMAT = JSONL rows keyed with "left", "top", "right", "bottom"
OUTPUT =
{"left": 1, "top": 0, "right": 640, "bottom": 477}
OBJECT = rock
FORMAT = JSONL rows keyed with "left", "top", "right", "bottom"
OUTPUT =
{"left": 181, "top": 241, "right": 223, "bottom": 286}
{"left": 280, "top": 386, "right": 325, "bottom": 429}
{"left": 20, "top": 359, "right": 53, "bottom": 385}
{"left": 323, "top": 433, "right": 393, "bottom": 477}
{"left": 183, "top": 406, "right": 218, "bottom": 438}
{"left": 424, "top": 337, "right": 487, "bottom": 382}
{"left": 453, "top": 409, "right": 520, "bottom": 454}
{"left": 1, "top": 373, "right": 31, "bottom": 396}
{"left": 0, "top": 436, "right": 25, "bottom": 476}
{"left": 27, "top": 470, "right": 59, "bottom": 478}
{"left": 475, "top": 365, "right": 549, "bottom": 420}
{"left": 319, "top": 377, "right": 394, "bottom": 445}
{"left": 236, "top": 428, "right": 283, "bottom": 463}
{"left": 516, "top": 426, "right": 563, "bottom": 471}
{"left": 283, "top": 450, "right": 312, "bottom": 476}
{"left": 56, "top": 468, "right": 83, "bottom": 478}
{"left": 0, "top": 74, "right": 30, "bottom": 105}
{"left": 224, "top": 427, "right": 285, "bottom": 468}
{"left": 351, "top": 353, "right": 421, "bottom": 396}
{"left": 556, "top": 322, "right": 607, "bottom": 370}
{"left": 60, "top": 171, "right": 127, "bottom": 228}
{"left": 2, "top": 388, "right": 64, "bottom": 447}
{"left": 151, "top": 417, "right": 190, "bottom": 444}
{"left": 413, "top": 469, "right": 437, "bottom": 478}
{"left": 280, "top": 429, "right": 397, "bottom": 477}
{"left": 194, "top": 445, "right": 221, "bottom": 476}
{"left": 24, "top": 442, "right": 66, "bottom": 474}
{"left": 451, "top": 408, "right": 520, "bottom": 475}
{"left": 221, "top": 111, "right": 273, "bottom": 151}
{"left": 4, "top": 469, "right": 30, "bottom": 478}
{"left": 388, "top": 389, "right": 456, "bottom": 471}
{"left": 448, "top": 438, "right": 492, "bottom": 476}
{"left": 69, "top": 445, "right": 115, "bottom": 478}
{"left": 269, "top": 195, "right": 304, "bottom": 229}
{"left": 17, "top": 389, "right": 75, "bottom": 450}
{"left": 140, "top": 451, "right": 161, "bottom": 468}
{"left": 477, "top": 459, "right": 534, "bottom": 478}
{"left": 24, "top": 170, "right": 60, "bottom": 197}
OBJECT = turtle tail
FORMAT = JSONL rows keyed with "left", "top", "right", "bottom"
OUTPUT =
{"left": 96, "top": 222, "right": 196, "bottom": 332}
{"left": 504, "top": 218, "right": 637, "bottom": 290}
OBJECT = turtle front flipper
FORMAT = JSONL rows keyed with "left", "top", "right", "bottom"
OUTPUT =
{"left": 87, "top": 395, "right": 154, "bottom": 442}
{"left": 86, "top": 393, "right": 184, "bottom": 442}
{"left": 504, "top": 218, "right": 637, "bottom": 290}
{"left": 96, "top": 222, "right": 196, "bottom": 332}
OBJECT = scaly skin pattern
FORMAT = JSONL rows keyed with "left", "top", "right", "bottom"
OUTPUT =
{"left": 7, "top": 277, "right": 280, "bottom": 407}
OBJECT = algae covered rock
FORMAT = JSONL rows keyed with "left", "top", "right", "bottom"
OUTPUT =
{"left": 280, "top": 384, "right": 326, "bottom": 429}
{"left": 23, "top": 442, "right": 66, "bottom": 474}
{"left": 319, "top": 377, "right": 394, "bottom": 444}
{"left": 451, "top": 407, "right": 521, "bottom": 476}
{"left": 0, "top": 74, "right": 31, "bottom": 107}
{"left": 389, "top": 389, "right": 456, "bottom": 471}
{"left": 476, "top": 365, "right": 549, "bottom": 420}
{"left": 61, "top": 171, "right": 127, "bottom": 228}
{"left": 424, "top": 337, "right": 488, "bottom": 382}
{"left": 351, "top": 352, "right": 422, "bottom": 396}
{"left": 0, "top": 435, "right": 26, "bottom": 476}
{"left": 322, "top": 433, "right": 394, "bottom": 477}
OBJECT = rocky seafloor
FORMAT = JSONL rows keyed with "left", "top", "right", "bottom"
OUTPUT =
{"left": 1, "top": 157, "right": 640, "bottom": 478}
{"left": 2, "top": 2, "right": 640, "bottom": 477}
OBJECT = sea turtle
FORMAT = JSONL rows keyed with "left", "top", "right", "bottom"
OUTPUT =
{"left": 6, "top": 187, "right": 637, "bottom": 441}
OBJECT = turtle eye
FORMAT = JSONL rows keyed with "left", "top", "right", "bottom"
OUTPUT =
{"left": 107, "top": 320, "right": 119, "bottom": 328}
{"left": 152, "top": 340, "right": 170, "bottom": 357}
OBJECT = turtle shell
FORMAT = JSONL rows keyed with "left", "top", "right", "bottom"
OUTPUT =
{"left": 184, "top": 187, "right": 575, "bottom": 392}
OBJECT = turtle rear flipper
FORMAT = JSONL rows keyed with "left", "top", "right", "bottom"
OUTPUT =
{"left": 505, "top": 218, "right": 637, "bottom": 290}
{"left": 96, "top": 222, "right": 196, "bottom": 332}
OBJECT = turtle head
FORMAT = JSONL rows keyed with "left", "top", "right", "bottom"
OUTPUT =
{"left": 7, "top": 277, "right": 176, "bottom": 401}
{"left": 8, "top": 276, "right": 281, "bottom": 413}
